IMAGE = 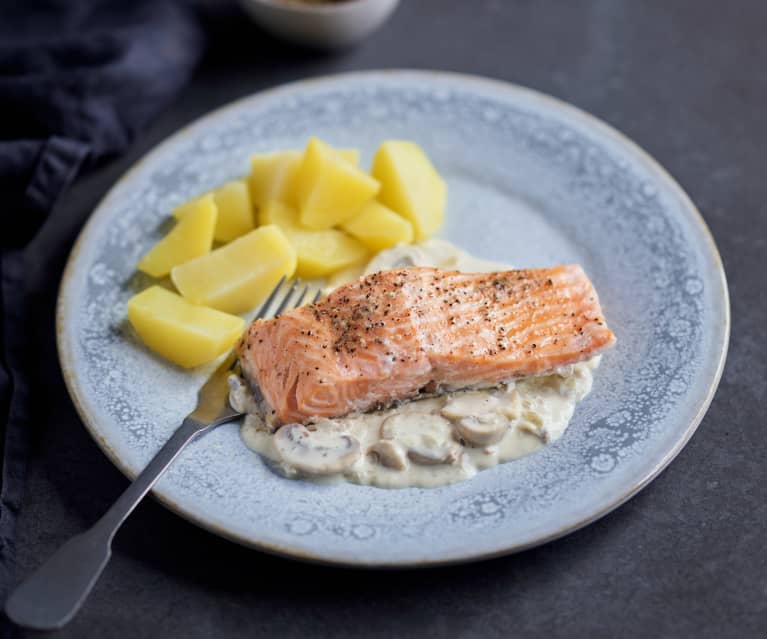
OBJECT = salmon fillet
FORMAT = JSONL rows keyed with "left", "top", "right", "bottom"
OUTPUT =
{"left": 238, "top": 266, "right": 615, "bottom": 425}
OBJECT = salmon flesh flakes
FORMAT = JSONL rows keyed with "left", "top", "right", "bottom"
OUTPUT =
{"left": 238, "top": 266, "right": 615, "bottom": 424}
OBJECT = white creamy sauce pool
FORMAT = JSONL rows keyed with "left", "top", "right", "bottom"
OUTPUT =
{"left": 231, "top": 240, "right": 600, "bottom": 489}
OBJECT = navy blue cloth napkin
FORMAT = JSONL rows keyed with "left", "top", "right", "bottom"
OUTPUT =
{"left": 0, "top": 0, "right": 203, "bottom": 600}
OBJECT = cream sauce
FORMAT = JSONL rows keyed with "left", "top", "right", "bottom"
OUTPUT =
{"left": 232, "top": 240, "right": 600, "bottom": 489}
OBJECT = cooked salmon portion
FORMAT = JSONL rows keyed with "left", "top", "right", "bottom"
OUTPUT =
{"left": 238, "top": 266, "right": 615, "bottom": 425}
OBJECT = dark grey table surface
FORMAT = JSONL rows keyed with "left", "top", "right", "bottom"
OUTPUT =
{"left": 13, "top": 1, "right": 766, "bottom": 637}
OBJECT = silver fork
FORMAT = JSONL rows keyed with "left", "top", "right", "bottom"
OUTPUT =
{"left": 5, "top": 278, "right": 321, "bottom": 632}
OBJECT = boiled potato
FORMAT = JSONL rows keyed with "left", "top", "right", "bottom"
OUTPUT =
{"left": 248, "top": 146, "right": 359, "bottom": 209}
{"left": 175, "top": 182, "right": 254, "bottom": 243}
{"left": 295, "top": 137, "right": 379, "bottom": 229}
{"left": 341, "top": 200, "right": 414, "bottom": 251}
{"left": 257, "top": 198, "right": 299, "bottom": 227}
{"left": 171, "top": 193, "right": 213, "bottom": 221}
{"left": 371, "top": 141, "right": 446, "bottom": 241}
{"left": 128, "top": 286, "right": 244, "bottom": 368}
{"left": 249, "top": 151, "right": 302, "bottom": 208}
{"left": 171, "top": 225, "right": 296, "bottom": 314}
{"left": 291, "top": 229, "right": 369, "bottom": 279}
{"left": 138, "top": 195, "right": 217, "bottom": 277}
{"left": 211, "top": 180, "right": 254, "bottom": 242}
{"left": 259, "top": 201, "right": 369, "bottom": 278}
{"left": 336, "top": 148, "right": 360, "bottom": 165}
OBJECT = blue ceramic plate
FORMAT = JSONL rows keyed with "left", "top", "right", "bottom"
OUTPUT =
{"left": 57, "top": 71, "right": 729, "bottom": 566}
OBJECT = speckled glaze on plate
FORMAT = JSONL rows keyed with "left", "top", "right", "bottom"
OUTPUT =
{"left": 57, "top": 71, "right": 729, "bottom": 567}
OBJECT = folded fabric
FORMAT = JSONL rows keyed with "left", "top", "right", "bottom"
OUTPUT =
{"left": 0, "top": 0, "right": 204, "bottom": 601}
{"left": 0, "top": 0, "right": 205, "bottom": 247}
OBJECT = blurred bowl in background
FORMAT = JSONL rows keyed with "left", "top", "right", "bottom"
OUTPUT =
{"left": 239, "top": 0, "right": 399, "bottom": 50}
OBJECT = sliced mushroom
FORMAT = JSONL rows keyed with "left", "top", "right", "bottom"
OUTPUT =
{"left": 497, "top": 389, "right": 521, "bottom": 420}
{"left": 453, "top": 414, "right": 509, "bottom": 446}
{"left": 380, "top": 413, "right": 460, "bottom": 466}
{"left": 364, "top": 244, "right": 427, "bottom": 275}
{"left": 552, "top": 364, "right": 576, "bottom": 378}
{"left": 441, "top": 392, "right": 501, "bottom": 420}
{"left": 367, "top": 440, "right": 408, "bottom": 470}
{"left": 408, "top": 441, "right": 460, "bottom": 466}
{"left": 273, "top": 423, "right": 361, "bottom": 475}
{"left": 392, "top": 255, "right": 416, "bottom": 268}
{"left": 517, "top": 410, "right": 548, "bottom": 442}
{"left": 243, "top": 412, "right": 268, "bottom": 434}
{"left": 227, "top": 374, "right": 261, "bottom": 415}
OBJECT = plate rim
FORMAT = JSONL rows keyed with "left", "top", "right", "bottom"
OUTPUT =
{"left": 56, "top": 69, "right": 730, "bottom": 568}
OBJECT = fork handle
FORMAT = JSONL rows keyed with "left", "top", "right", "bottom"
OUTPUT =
{"left": 5, "top": 418, "right": 207, "bottom": 631}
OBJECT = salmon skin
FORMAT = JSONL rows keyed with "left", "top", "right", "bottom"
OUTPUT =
{"left": 238, "top": 266, "right": 615, "bottom": 425}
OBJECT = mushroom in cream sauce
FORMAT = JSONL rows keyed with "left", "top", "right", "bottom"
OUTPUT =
{"left": 273, "top": 422, "right": 361, "bottom": 475}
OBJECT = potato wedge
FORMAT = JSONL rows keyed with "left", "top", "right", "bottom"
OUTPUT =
{"left": 341, "top": 200, "right": 414, "bottom": 251}
{"left": 296, "top": 137, "right": 379, "bottom": 229}
{"left": 336, "top": 148, "right": 360, "bottom": 165}
{"left": 171, "top": 193, "right": 213, "bottom": 221}
{"left": 291, "top": 230, "right": 369, "bottom": 279}
{"left": 211, "top": 180, "right": 255, "bottom": 242}
{"left": 371, "top": 141, "right": 446, "bottom": 241}
{"left": 138, "top": 195, "right": 217, "bottom": 277}
{"left": 175, "top": 183, "right": 254, "bottom": 243}
{"left": 259, "top": 201, "right": 369, "bottom": 278}
{"left": 249, "top": 151, "right": 302, "bottom": 208}
{"left": 171, "top": 225, "right": 296, "bottom": 314}
{"left": 128, "top": 286, "right": 244, "bottom": 368}
{"left": 248, "top": 146, "right": 359, "bottom": 209}
{"left": 257, "top": 198, "right": 298, "bottom": 227}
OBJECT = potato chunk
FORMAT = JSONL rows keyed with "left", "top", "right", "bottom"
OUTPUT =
{"left": 249, "top": 151, "right": 302, "bottom": 208}
{"left": 127, "top": 286, "right": 244, "bottom": 368}
{"left": 174, "top": 182, "right": 254, "bottom": 243}
{"left": 341, "top": 200, "right": 414, "bottom": 251}
{"left": 171, "top": 225, "right": 296, "bottom": 314}
{"left": 257, "top": 198, "right": 299, "bottom": 228}
{"left": 211, "top": 180, "right": 254, "bottom": 242}
{"left": 291, "top": 230, "right": 369, "bottom": 279}
{"left": 248, "top": 146, "right": 360, "bottom": 210}
{"left": 259, "top": 201, "right": 369, "bottom": 278}
{"left": 336, "top": 148, "right": 360, "bottom": 165}
{"left": 296, "top": 137, "right": 379, "bottom": 229}
{"left": 138, "top": 195, "right": 217, "bottom": 277}
{"left": 371, "top": 141, "right": 446, "bottom": 241}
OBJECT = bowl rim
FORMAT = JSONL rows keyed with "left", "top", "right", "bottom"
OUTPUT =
{"left": 246, "top": 0, "right": 393, "bottom": 15}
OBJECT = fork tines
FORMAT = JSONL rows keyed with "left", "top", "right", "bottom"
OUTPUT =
{"left": 250, "top": 278, "right": 322, "bottom": 323}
